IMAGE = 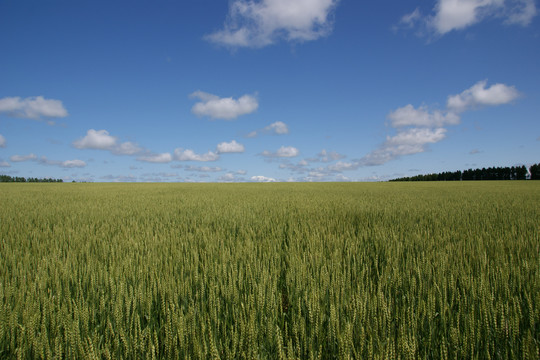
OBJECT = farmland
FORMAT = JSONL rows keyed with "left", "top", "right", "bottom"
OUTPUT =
{"left": 0, "top": 182, "right": 538, "bottom": 359}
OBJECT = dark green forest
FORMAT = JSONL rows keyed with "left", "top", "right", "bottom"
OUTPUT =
{"left": 0, "top": 175, "right": 63, "bottom": 183}
{"left": 391, "top": 163, "right": 540, "bottom": 181}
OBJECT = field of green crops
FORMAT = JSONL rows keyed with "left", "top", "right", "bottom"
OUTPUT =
{"left": 0, "top": 182, "right": 538, "bottom": 359}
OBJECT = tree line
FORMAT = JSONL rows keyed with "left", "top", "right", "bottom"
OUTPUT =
{"left": 390, "top": 163, "right": 540, "bottom": 182}
{"left": 0, "top": 175, "right": 63, "bottom": 183}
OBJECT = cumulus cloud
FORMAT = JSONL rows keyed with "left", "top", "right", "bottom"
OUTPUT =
{"left": 216, "top": 140, "right": 245, "bottom": 153}
{"left": 137, "top": 153, "right": 173, "bottom": 163}
{"left": 174, "top": 148, "right": 220, "bottom": 162}
{"left": 0, "top": 159, "right": 11, "bottom": 167}
{"left": 251, "top": 175, "right": 277, "bottom": 182}
{"left": 261, "top": 145, "right": 299, "bottom": 158}
{"left": 0, "top": 134, "right": 5, "bottom": 148}
{"left": 190, "top": 91, "right": 258, "bottom": 120}
{"left": 360, "top": 128, "right": 448, "bottom": 166}
{"left": 399, "top": 0, "right": 537, "bottom": 36}
{"left": 72, "top": 129, "right": 144, "bottom": 155}
{"left": 388, "top": 105, "right": 460, "bottom": 127}
{"left": 0, "top": 96, "right": 68, "bottom": 119}
{"left": 206, "top": 0, "right": 340, "bottom": 48}
{"left": 10, "top": 153, "right": 38, "bottom": 162}
{"left": 247, "top": 121, "right": 289, "bottom": 137}
{"left": 73, "top": 129, "right": 117, "bottom": 150}
{"left": 446, "top": 80, "right": 520, "bottom": 113}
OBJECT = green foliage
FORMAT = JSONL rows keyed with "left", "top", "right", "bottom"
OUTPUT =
{"left": 0, "top": 182, "right": 538, "bottom": 359}
{"left": 0, "top": 175, "right": 63, "bottom": 182}
{"left": 391, "top": 164, "right": 537, "bottom": 181}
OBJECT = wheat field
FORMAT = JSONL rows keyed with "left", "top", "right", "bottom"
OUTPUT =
{"left": 0, "top": 182, "right": 538, "bottom": 359}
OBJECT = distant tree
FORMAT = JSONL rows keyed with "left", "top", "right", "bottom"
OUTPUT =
{"left": 530, "top": 163, "right": 540, "bottom": 180}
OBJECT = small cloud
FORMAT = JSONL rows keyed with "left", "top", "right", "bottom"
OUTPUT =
{"left": 0, "top": 134, "right": 5, "bottom": 148}
{"left": 469, "top": 149, "right": 482, "bottom": 155}
{"left": 251, "top": 175, "right": 276, "bottom": 182}
{"left": 137, "top": 153, "right": 173, "bottom": 163}
{"left": 0, "top": 96, "right": 68, "bottom": 119}
{"left": 37, "top": 156, "right": 86, "bottom": 168}
{"left": 10, "top": 153, "right": 38, "bottom": 162}
{"left": 399, "top": 0, "right": 537, "bottom": 37}
{"left": 0, "top": 159, "right": 10, "bottom": 167}
{"left": 100, "top": 174, "right": 138, "bottom": 182}
{"left": 308, "top": 149, "right": 346, "bottom": 163}
{"left": 261, "top": 145, "right": 299, "bottom": 158}
{"left": 218, "top": 173, "right": 237, "bottom": 182}
{"left": 388, "top": 104, "right": 460, "bottom": 128}
{"left": 398, "top": 8, "right": 422, "bottom": 29}
{"left": 205, "top": 0, "right": 340, "bottom": 48}
{"left": 360, "top": 127, "right": 447, "bottom": 166}
{"left": 236, "top": 169, "right": 247, "bottom": 175}
{"left": 73, "top": 129, "right": 144, "bottom": 155}
{"left": 247, "top": 121, "right": 289, "bottom": 137}
{"left": 185, "top": 165, "right": 223, "bottom": 172}
{"left": 174, "top": 148, "right": 220, "bottom": 162}
{"left": 73, "top": 129, "right": 118, "bottom": 150}
{"left": 190, "top": 91, "right": 258, "bottom": 120}
{"left": 216, "top": 140, "right": 245, "bottom": 153}
{"left": 447, "top": 80, "right": 520, "bottom": 113}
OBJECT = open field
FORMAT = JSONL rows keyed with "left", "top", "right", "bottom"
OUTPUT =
{"left": 0, "top": 182, "right": 538, "bottom": 359}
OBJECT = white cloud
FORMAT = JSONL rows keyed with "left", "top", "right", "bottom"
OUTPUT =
{"left": 328, "top": 161, "right": 358, "bottom": 172}
{"left": 206, "top": 0, "right": 340, "bottom": 48}
{"left": 261, "top": 145, "right": 299, "bottom": 158}
{"left": 10, "top": 154, "right": 86, "bottom": 168}
{"left": 38, "top": 156, "right": 87, "bottom": 168}
{"left": 0, "top": 160, "right": 10, "bottom": 167}
{"left": 388, "top": 104, "right": 460, "bottom": 127}
{"left": 100, "top": 174, "right": 138, "bottom": 182}
{"left": 112, "top": 142, "right": 144, "bottom": 155}
{"left": 248, "top": 121, "right": 290, "bottom": 137}
{"left": 251, "top": 175, "right": 277, "bottom": 182}
{"left": 0, "top": 134, "right": 5, "bottom": 148}
{"left": 361, "top": 128, "right": 447, "bottom": 166}
{"left": 10, "top": 153, "right": 38, "bottom": 162}
{"left": 73, "top": 129, "right": 117, "bottom": 150}
{"left": 447, "top": 80, "right": 520, "bottom": 112}
{"left": 216, "top": 140, "right": 245, "bottom": 153}
{"left": 137, "top": 153, "right": 173, "bottom": 163}
{"left": 266, "top": 121, "right": 289, "bottom": 134}
{"left": 236, "top": 169, "right": 247, "bottom": 175}
{"left": 174, "top": 148, "right": 220, "bottom": 162}
{"left": 190, "top": 91, "right": 258, "bottom": 120}
{"left": 402, "top": 0, "right": 537, "bottom": 35}
{"left": 60, "top": 159, "right": 87, "bottom": 168}
{"left": 316, "top": 149, "right": 345, "bottom": 162}
{"left": 431, "top": 0, "right": 505, "bottom": 34}
{"left": 219, "top": 173, "right": 237, "bottom": 182}
{"left": 73, "top": 129, "right": 144, "bottom": 155}
{"left": 0, "top": 96, "right": 68, "bottom": 119}
{"left": 185, "top": 165, "right": 223, "bottom": 172}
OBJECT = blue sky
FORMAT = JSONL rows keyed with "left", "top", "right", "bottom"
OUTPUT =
{"left": 0, "top": 0, "right": 539, "bottom": 182}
